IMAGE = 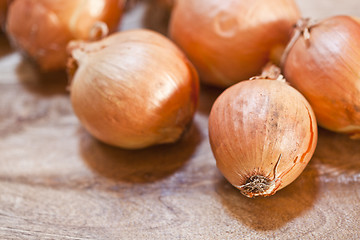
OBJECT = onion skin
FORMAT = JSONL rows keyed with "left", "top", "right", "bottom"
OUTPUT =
{"left": 68, "top": 29, "right": 199, "bottom": 149}
{"left": 283, "top": 16, "right": 360, "bottom": 138}
{"left": 6, "top": 0, "right": 124, "bottom": 71}
{"left": 169, "top": 0, "right": 300, "bottom": 88}
{"left": 209, "top": 79, "right": 317, "bottom": 197}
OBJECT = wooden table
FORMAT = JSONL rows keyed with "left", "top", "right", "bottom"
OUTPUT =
{"left": 1, "top": 1, "right": 359, "bottom": 239}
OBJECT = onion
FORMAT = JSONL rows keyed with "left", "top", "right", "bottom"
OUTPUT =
{"left": 169, "top": 0, "right": 300, "bottom": 87}
{"left": 283, "top": 16, "right": 360, "bottom": 139}
{"left": 208, "top": 65, "right": 318, "bottom": 197}
{"left": 6, "top": 0, "right": 124, "bottom": 71}
{"left": 68, "top": 29, "right": 199, "bottom": 149}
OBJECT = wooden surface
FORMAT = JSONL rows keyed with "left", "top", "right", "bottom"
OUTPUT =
{"left": 1, "top": 1, "right": 360, "bottom": 239}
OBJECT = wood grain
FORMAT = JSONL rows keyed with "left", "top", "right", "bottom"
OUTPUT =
{"left": 1, "top": 1, "right": 360, "bottom": 239}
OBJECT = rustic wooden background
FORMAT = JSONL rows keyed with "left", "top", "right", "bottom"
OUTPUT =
{"left": 1, "top": 0, "right": 360, "bottom": 239}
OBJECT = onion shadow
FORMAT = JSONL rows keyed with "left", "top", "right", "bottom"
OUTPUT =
{"left": 15, "top": 58, "right": 69, "bottom": 96}
{"left": 216, "top": 163, "right": 319, "bottom": 231}
{"left": 312, "top": 127, "right": 360, "bottom": 180}
{"left": 0, "top": 33, "right": 13, "bottom": 57}
{"left": 0, "top": 56, "right": 71, "bottom": 138}
{"left": 197, "top": 84, "right": 224, "bottom": 116}
{"left": 79, "top": 121, "right": 203, "bottom": 183}
{"left": 142, "top": 0, "right": 172, "bottom": 36}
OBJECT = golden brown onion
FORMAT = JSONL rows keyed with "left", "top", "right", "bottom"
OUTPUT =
{"left": 6, "top": 0, "right": 124, "bottom": 71}
{"left": 169, "top": 0, "right": 300, "bottom": 87}
{"left": 68, "top": 29, "right": 199, "bottom": 149}
{"left": 209, "top": 68, "right": 317, "bottom": 197}
{"left": 283, "top": 16, "right": 360, "bottom": 139}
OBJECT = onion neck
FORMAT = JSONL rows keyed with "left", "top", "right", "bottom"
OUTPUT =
{"left": 280, "top": 18, "right": 319, "bottom": 67}
{"left": 66, "top": 56, "right": 79, "bottom": 88}
{"left": 66, "top": 42, "right": 87, "bottom": 88}
{"left": 261, "top": 63, "right": 283, "bottom": 80}
{"left": 250, "top": 63, "right": 284, "bottom": 82}
{"left": 89, "top": 21, "right": 109, "bottom": 41}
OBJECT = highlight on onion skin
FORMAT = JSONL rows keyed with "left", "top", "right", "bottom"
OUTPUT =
{"left": 68, "top": 29, "right": 199, "bottom": 149}
{"left": 6, "top": 0, "right": 124, "bottom": 71}
{"left": 169, "top": 0, "right": 301, "bottom": 88}
{"left": 283, "top": 15, "right": 360, "bottom": 139}
{"left": 208, "top": 74, "right": 317, "bottom": 198}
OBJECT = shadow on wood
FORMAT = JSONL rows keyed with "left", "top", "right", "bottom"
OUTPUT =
{"left": 79, "top": 121, "right": 203, "bottom": 183}
{"left": 216, "top": 163, "right": 319, "bottom": 231}
{"left": 0, "top": 58, "right": 72, "bottom": 138}
{"left": 0, "top": 33, "right": 14, "bottom": 57}
{"left": 313, "top": 127, "right": 360, "bottom": 182}
{"left": 15, "top": 59, "right": 69, "bottom": 96}
{"left": 197, "top": 84, "right": 224, "bottom": 116}
{"left": 142, "top": 0, "right": 171, "bottom": 36}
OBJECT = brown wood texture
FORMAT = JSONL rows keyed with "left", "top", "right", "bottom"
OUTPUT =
{"left": 1, "top": 1, "right": 360, "bottom": 239}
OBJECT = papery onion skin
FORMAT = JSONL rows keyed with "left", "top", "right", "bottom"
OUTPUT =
{"left": 209, "top": 79, "right": 317, "bottom": 197}
{"left": 283, "top": 16, "right": 360, "bottom": 138}
{"left": 6, "top": 0, "right": 124, "bottom": 71}
{"left": 68, "top": 29, "right": 199, "bottom": 149}
{"left": 169, "top": 0, "right": 300, "bottom": 88}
